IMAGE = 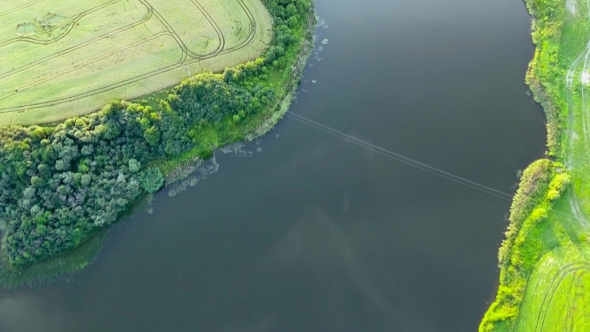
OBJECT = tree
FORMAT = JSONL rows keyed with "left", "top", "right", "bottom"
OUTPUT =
{"left": 143, "top": 126, "right": 161, "bottom": 146}
{"left": 140, "top": 167, "right": 164, "bottom": 193}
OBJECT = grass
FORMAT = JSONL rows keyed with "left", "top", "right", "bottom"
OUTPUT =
{"left": 516, "top": 246, "right": 590, "bottom": 331}
{"left": 0, "top": 0, "right": 316, "bottom": 288}
{"left": 0, "top": 0, "right": 272, "bottom": 126}
{"left": 480, "top": 0, "right": 590, "bottom": 330}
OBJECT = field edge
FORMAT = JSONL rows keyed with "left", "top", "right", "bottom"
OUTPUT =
{"left": 480, "top": 0, "right": 590, "bottom": 330}
{"left": 0, "top": 0, "right": 317, "bottom": 288}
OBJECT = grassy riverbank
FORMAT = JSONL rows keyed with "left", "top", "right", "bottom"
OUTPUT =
{"left": 0, "top": 0, "right": 316, "bottom": 287}
{"left": 480, "top": 0, "right": 590, "bottom": 330}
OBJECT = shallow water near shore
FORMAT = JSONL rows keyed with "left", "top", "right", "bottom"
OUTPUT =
{"left": 0, "top": 0, "right": 546, "bottom": 331}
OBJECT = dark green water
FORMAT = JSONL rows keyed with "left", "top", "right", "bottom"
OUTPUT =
{"left": 0, "top": 0, "right": 546, "bottom": 331}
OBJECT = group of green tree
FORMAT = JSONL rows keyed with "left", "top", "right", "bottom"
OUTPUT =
{"left": 0, "top": 0, "right": 313, "bottom": 268}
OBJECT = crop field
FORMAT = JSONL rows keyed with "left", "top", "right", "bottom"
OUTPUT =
{"left": 0, "top": 0, "right": 272, "bottom": 125}
{"left": 516, "top": 247, "right": 590, "bottom": 331}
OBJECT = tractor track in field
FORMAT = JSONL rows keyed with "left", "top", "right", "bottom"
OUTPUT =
{"left": 566, "top": 270, "right": 586, "bottom": 331}
{"left": 0, "top": 0, "right": 48, "bottom": 19}
{"left": 0, "top": 33, "right": 174, "bottom": 103}
{"left": 0, "top": 0, "right": 123, "bottom": 48}
{"left": 530, "top": 1, "right": 590, "bottom": 329}
{"left": 0, "top": 0, "right": 264, "bottom": 114}
{"left": 0, "top": 6, "right": 154, "bottom": 81}
{"left": 563, "top": 269, "right": 585, "bottom": 331}
{"left": 187, "top": 0, "right": 225, "bottom": 58}
{"left": 534, "top": 263, "right": 590, "bottom": 331}
{"left": 523, "top": 13, "right": 590, "bottom": 318}
{"left": 564, "top": 0, "right": 590, "bottom": 230}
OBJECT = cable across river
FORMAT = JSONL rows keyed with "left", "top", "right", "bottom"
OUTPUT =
{"left": 286, "top": 111, "right": 514, "bottom": 201}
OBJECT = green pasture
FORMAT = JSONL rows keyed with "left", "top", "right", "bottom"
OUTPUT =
{"left": 517, "top": 246, "right": 590, "bottom": 331}
{"left": 480, "top": 0, "right": 590, "bottom": 330}
{"left": 0, "top": 0, "right": 272, "bottom": 126}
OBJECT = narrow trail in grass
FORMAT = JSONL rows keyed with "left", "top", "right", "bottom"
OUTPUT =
{"left": 564, "top": 0, "right": 590, "bottom": 229}
{"left": 482, "top": 0, "right": 590, "bottom": 329}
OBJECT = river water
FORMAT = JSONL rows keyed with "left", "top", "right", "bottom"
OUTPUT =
{"left": 0, "top": 0, "right": 546, "bottom": 331}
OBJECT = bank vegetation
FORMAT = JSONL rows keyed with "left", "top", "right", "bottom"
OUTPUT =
{"left": 0, "top": 0, "right": 316, "bottom": 285}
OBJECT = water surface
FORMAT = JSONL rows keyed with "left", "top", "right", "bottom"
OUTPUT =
{"left": 0, "top": 0, "right": 546, "bottom": 331}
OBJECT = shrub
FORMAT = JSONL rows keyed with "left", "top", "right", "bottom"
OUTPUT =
{"left": 0, "top": 0, "right": 315, "bottom": 270}
{"left": 140, "top": 167, "right": 164, "bottom": 193}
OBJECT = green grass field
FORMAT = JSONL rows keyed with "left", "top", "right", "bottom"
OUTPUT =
{"left": 0, "top": 0, "right": 272, "bottom": 126}
{"left": 517, "top": 247, "right": 590, "bottom": 331}
{"left": 480, "top": 0, "right": 590, "bottom": 330}
{"left": 0, "top": 0, "right": 316, "bottom": 286}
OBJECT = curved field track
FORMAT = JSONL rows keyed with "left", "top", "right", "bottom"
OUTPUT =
{"left": 515, "top": 0, "right": 590, "bottom": 328}
{"left": 0, "top": 0, "right": 272, "bottom": 126}
{"left": 517, "top": 247, "right": 590, "bottom": 331}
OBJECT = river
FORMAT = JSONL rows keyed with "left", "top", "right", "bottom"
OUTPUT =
{"left": 0, "top": 0, "right": 546, "bottom": 331}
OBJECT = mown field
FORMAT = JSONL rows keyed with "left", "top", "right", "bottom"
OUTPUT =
{"left": 0, "top": 0, "right": 272, "bottom": 126}
{"left": 480, "top": 0, "right": 590, "bottom": 330}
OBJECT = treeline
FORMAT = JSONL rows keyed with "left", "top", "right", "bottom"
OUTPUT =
{"left": 524, "top": 0, "right": 565, "bottom": 157}
{"left": 0, "top": 0, "right": 313, "bottom": 267}
{"left": 479, "top": 160, "right": 570, "bottom": 331}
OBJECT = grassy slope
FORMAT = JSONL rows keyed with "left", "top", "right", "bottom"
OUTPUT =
{"left": 480, "top": 0, "right": 590, "bottom": 330}
{"left": 0, "top": 0, "right": 272, "bottom": 126}
{"left": 0, "top": 0, "right": 316, "bottom": 288}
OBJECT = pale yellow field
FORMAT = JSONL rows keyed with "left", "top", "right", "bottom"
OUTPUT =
{"left": 0, "top": 0, "right": 272, "bottom": 126}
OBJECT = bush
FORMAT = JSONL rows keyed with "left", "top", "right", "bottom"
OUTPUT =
{"left": 0, "top": 0, "right": 315, "bottom": 269}
{"left": 140, "top": 167, "right": 164, "bottom": 193}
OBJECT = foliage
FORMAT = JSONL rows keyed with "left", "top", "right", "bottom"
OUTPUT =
{"left": 480, "top": 160, "right": 569, "bottom": 331}
{"left": 524, "top": 0, "right": 566, "bottom": 157}
{"left": 0, "top": 228, "right": 109, "bottom": 288}
{"left": 0, "top": 0, "right": 315, "bottom": 274}
{"left": 481, "top": 0, "right": 590, "bottom": 329}
{"left": 140, "top": 167, "right": 164, "bottom": 194}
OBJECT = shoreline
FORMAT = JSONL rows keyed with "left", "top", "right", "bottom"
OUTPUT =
{"left": 481, "top": 0, "right": 590, "bottom": 330}
{"left": 0, "top": 1, "right": 317, "bottom": 288}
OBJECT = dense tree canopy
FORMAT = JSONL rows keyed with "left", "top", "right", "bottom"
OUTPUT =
{"left": 0, "top": 0, "right": 313, "bottom": 267}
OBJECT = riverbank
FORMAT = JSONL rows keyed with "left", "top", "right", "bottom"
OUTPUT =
{"left": 480, "top": 0, "right": 590, "bottom": 330}
{"left": 0, "top": 0, "right": 316, "bottom": 287}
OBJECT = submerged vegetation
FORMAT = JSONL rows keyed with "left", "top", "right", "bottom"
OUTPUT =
{"left": 0, "top": 0, "right": 315, "bottom": 285}
{"left": 481, "top": 0, "right": 590, "bottom": 330}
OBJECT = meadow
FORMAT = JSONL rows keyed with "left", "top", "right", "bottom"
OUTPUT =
{"left": 0, "top": 0, "right": 272, "bottom": 125}
{"left": 516, "top": 246, "right": 590, "bottom": 331}
{"left": 480, "top": 0, "right": 590, "bottom": 330}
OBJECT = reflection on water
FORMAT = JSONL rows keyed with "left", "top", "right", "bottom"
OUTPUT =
{"left": 0, "top": 293, "right": 65, "bottom": 332}
{"left": 0, "top": 0, "right": 546, "bottom": 330}
{"left": 271, "top": 207, "right": 433, "bottom": 331}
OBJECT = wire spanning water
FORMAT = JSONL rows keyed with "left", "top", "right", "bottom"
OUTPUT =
{"left": 287, "top": 111, "right": 513, "bottom": 201}
{"left": 287, "top": 111, "right": 590, "bottom": 229}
